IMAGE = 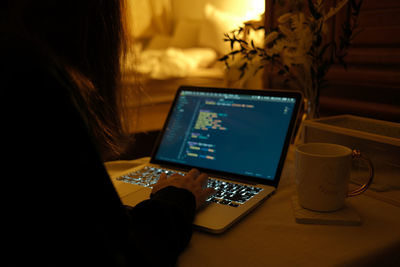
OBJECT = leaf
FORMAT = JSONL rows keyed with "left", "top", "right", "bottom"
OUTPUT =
{"left": 249, "top": 49, "right": 257, "bottom": 55}
{"left": 352, "top": 0, "right": 363, "bottom": 16}
{"left": 351, "top": 0, "right": 363, "bottom": 12}
{"left": 307, "top": 0, "right": 322, "bottom": 20}
{"left": 239, "top": 62, "right": 248, "bottom": 71}
{"left": 224, "top": 61, "right": 230, "bottom": 69}
{"left": 239, "top": 70, "right": 246, "bottom": 79}
{"left": 218, "top": 55, "right": 229, "bottom": 62}
{"left": 230, "top": 51, "right": 240, "bottom": 61}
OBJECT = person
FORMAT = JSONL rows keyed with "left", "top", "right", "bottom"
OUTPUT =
{"left": 1, "top": 1, "right": 214, "bottom": 266}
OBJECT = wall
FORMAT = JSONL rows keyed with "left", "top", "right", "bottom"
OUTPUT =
{"left": 321, "top": 0, "right": 400, "bottom": 122}
{"left": 127, "top": 0, "right": 264, "bottom": 39}
{"left": 171, "top": 0, "right": 264, "bottom": 21}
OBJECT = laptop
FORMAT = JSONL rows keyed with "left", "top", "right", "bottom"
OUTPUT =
{"left": 109, "top": 86, "right": 302, "bottom": 233}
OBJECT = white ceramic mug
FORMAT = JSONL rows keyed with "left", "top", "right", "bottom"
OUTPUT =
{"left": 295, "top": 143, "right": 374, "bottom": 212}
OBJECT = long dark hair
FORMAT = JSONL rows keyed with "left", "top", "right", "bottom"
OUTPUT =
{"left": 3, "top": 0, "right": 133, "bottom": 160}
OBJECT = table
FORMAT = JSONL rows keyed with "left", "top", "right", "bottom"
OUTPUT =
{"left": 105, "top": 147, "right": 400, "bottom": 267}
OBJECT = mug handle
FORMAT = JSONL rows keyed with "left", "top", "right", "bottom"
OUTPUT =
{"left": 347, "top": 150, "right": 374, "bottom": 197}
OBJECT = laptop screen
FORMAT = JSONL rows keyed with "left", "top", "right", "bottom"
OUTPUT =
{"left": 151, "top": 86, "right": 301, "bottom": 186}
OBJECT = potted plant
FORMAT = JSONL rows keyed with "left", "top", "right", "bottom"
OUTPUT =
{"left": 220, "top": 0, "right": 363, "bottom": 119}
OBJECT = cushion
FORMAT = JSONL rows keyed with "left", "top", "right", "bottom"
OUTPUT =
{"left": 198, "top": 4, "right": 244, "bottom": 55}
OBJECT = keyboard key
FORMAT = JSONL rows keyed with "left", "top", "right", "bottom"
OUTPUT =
{"left": 116, "top": 167, "right": 263, "bottom": 207}
{"left": 219, "top": 199, "right": 231, "bottom": 205}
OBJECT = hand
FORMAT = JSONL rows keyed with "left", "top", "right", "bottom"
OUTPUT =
{"left": 152, "top": 169, "right": 215, "bottom": 209}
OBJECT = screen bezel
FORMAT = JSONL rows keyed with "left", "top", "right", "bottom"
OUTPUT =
{"left": 150, "top": 86, "right": 303, "bottom": 188}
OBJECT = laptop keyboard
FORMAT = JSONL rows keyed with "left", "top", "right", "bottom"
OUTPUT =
{"left": 116, "top": 166, "right": 263, "bottom": 207}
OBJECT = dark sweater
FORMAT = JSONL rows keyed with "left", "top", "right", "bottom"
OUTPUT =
{"left": 2, "top": 34, "right": 196, "bottom": 267}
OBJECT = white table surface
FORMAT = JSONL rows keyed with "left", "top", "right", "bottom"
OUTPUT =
{"left": 105, "top": 146, "right": 400, "bottom": 267}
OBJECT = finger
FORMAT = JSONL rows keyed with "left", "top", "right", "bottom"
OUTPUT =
{"left": 153, "top": 173, "right": 167, "bottom": 192}
{"left": 195, "top": 173, "right": 209, "bottom": 187}
{"left": 185, "top": 168, "right": 200, "bottom": 179}
{"left": 203, "top": 187, "right": 216, "bottom": 198}
{"left": 196, "top": 188, "right": 217, "bottom": 209}
{"left": 158, "top": 172, "right": 167, "bottom": 183}
{"left": 169, "top": 172, "right": 183, "bottom": 179}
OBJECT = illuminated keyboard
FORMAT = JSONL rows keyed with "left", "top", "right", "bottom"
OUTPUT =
{"left": 116, "top": 166, "right": 263, "bottom": 207}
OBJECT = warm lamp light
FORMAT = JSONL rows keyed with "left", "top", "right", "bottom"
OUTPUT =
{"left": 218, "top": 0, "right": 265, "bottom": 20}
